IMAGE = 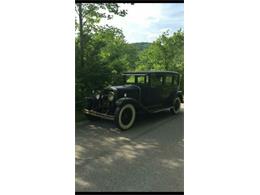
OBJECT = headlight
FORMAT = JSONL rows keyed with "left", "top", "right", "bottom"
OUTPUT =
{"left": 95, "top": 94, "right": 100, "bottom": 100}
{"left": 108, "top": 92, "right": 114, "bottom": 101}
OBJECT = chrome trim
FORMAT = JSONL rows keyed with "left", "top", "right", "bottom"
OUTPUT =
{"left": 110, "top": 87, "right": 118, "bottom": 91}
{"left": 83, "top": 109, "right": 115, "bottom": 120}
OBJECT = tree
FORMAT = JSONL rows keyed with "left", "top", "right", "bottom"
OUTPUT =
{"left": 75, "top": 3, "right": 127, "bottom": 68}
{"left": 136, "top": 29, "right": 184, "bottom": 92}
{"left": 75, "top": 3, "right": 128, "bottom": 104}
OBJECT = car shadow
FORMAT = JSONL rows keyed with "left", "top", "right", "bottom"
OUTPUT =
{"left": 76, "top": 105, "right": 184, "bottom": 137}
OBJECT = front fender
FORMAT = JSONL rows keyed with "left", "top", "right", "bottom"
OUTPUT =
{"left": 115, "top": 97, "right": 142, "bottom": 109}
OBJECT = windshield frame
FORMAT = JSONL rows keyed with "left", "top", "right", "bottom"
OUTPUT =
{"left": 122, "top": 73, "right": 148, "bottom": 85}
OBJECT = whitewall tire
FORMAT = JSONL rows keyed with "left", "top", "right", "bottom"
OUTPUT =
{"left": 115, "top": 104, "right": 136, "bottom": 130}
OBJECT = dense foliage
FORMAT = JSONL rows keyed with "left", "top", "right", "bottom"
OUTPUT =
{"left": 75, "top": 3, "right": 184, "bottom": 109}
{"left": 136, "top": 30, "right": 184, "bottom": 92}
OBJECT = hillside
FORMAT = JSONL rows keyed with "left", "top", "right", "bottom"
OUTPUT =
{"left": 130, "top": 42, "right": 151, "bottom": 52}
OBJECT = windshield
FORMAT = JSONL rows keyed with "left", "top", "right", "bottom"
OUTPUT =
{"left": 126, "top": 75, "right": 135, "bottom": 84}
{"left": 124, "top": 74, "right": 147, "bottom": 85}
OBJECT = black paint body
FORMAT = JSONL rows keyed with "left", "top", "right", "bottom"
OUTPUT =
{"left": 85, "top": 71, "right": 183, "bottom": 116}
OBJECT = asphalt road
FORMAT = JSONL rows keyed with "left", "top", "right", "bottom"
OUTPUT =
{"left": 75, "top": 104, "right": 184, "bottom": 192}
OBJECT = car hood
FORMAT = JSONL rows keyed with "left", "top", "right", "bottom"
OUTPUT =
{"left": 107, "top": 85, "right": 140, "bottom": 92}
{"left": 104, "top": 85, "right": 140, "bottom": 100}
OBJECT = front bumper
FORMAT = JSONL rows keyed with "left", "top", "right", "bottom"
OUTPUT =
{"left": 83, "top": 109, "right": 115, "bottom": 120}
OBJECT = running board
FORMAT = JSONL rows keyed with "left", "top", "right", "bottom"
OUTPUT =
{"left": 148, "top": 106, "right": 173, "bottom": 114}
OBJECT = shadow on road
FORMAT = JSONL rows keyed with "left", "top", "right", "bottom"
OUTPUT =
{"left": 75, "top": 106, "right": 184, "bottom": 192}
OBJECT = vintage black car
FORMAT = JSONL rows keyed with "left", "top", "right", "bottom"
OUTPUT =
{"left": 83, "top": 71, "right": 184, "bottom": 130}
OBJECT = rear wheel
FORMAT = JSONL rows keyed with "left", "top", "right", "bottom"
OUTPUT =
{"left": 115, "top": 104, "right": 136, "bottom": 130}
{"left": 170, "top": 97, "right": 181, "bottom": 115}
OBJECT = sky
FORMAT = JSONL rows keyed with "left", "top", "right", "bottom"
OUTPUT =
{"left": 100, "top": 3, "right": 184, "bottom": 43}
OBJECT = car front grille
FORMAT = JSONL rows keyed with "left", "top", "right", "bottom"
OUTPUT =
{"left": 100, "top": 94, "right": 109, "bottom": 108}
{"left": 97, "top": 90, "right": 115, "bottom": 113}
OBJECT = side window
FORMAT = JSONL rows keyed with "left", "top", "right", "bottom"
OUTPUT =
{"left": 151, "top": 75, "right": 163, "bottom": 87}
{"left": 165, "top": 76, "right": 173, "bottom": 86}
{"left": 172, "top": 75, "right": 179, "bottom": 87}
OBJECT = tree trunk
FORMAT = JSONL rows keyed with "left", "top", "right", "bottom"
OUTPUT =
{"left": 78, "top": 3, "right": 84, "bottom": 68}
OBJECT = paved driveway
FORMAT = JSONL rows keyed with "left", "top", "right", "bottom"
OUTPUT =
{"left": 76, "top": 104, "right": 184, "bottom": 192}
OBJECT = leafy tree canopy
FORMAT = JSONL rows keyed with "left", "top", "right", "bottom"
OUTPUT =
{"left": 75, "top": 3, "right": 184, "bottom": 108}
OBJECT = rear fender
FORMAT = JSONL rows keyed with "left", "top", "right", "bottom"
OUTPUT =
{"left": 177, "top": 91, "right": 184, "bottom": 103}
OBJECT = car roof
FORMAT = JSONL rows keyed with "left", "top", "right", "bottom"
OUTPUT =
{"left": 122, "top": 71, "right": 179, "bottom": 75}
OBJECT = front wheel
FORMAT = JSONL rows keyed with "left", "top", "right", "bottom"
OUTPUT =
{"left": 170, "top": 97, "right": 181, "bottom": 115}
{"left": 115, "top": 104, "right": 136, "bottom": 130}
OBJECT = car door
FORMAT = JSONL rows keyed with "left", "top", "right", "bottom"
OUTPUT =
{"left": 161, "top": 74, "right": 177, "bottom": 106}
{"left": 148, "top": 74, "right": 163, "bottom": 107}
{"left": 161, "top": 75, "right": 172, "bottom": 106}
{"left": 137, "top": 75, "right": 150, "bottom": 106}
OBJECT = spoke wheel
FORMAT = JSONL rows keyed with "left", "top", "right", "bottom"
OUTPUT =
{"left": 171, "top": 97, "right": 181, "bottom": 115}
